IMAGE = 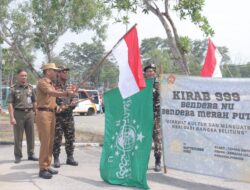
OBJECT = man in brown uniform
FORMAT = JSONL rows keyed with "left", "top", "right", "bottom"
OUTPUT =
{"left": 36, "top": 63, "right": 73, "bottom": 179}
{"left": 8, "top": 69, "right": 38, "bottom": 163}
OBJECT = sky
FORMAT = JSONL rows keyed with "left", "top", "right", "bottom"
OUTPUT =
{"left": 36, "top": 0, "right": 250, "bottom": 69}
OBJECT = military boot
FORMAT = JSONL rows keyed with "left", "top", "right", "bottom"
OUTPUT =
{"left": 154, "top": 157, "right": 161, "bottom": 172}
{"left": 66, "top": 155, "right": 78, "bottom": 166}
{"left": 53, "top": 156, "right": 60, "bottom": 168}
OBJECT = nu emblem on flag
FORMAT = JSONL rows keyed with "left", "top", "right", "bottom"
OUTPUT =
{"left": 100, "top": 79, "right": 154, "bottom": 189}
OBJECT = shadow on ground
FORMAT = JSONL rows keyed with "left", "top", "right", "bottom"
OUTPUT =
{"left": 64, "top": 175, "right": 140, "bottom": 190}
{"left": 148, "top": 173, "right": 233, "bottom": 190}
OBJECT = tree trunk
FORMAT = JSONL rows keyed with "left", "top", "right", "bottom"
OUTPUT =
{"left": 47, "top": 47, "right": 52, "bottom": 63}
{"left": 143, "top": 0, "right": 189, "bottom": 74}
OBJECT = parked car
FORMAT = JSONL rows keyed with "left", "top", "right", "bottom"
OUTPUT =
{"left": 73, "top": 99, "right": 96, "bottom": 116}
{"left": 79, "top": 89, "right": 102, "bottom": 113}
{"left": 73, "top": 89, "right": 101, "bottom": 115}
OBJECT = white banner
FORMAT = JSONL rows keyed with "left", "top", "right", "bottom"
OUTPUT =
{"left": 161, "top": 74, "right": 250, "bottom": 182}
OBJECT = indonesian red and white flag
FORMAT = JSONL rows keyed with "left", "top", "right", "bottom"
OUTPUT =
{"left": 200, "top": 38, "right": 222, "bottom": 77}
{"left": 112, "top": 26, "right": 146, "bottom": 99}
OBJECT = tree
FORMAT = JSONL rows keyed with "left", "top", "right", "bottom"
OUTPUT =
{"left": 60, "top": 40, "right": 118, "bottom": 88}
{"left": 107, "top": 0, "right": 214, "bottom": 74}
{"left": 141, "top": 37, "right": 168, "bottom": 55}
{"left": 141, "top": 37, "right": 173, "bottom": 73}
{"left": 141, "top": 37, "right": 202, "bottom": 75}
{"left": 240, "top": 63, "right": 250, "bottom": 77}
{"left": 221, "top": 63, "right": 250, "bottom": 78}
{"left": 31, "top": 0, "right": 110, "bottom": 62}
{"left": 217, "top": 46, "right": 231, "bottom": 65}
{"left": 140, "top": 37, "right": 233, "bottom": 76}
{"left": 0, "top": 0, "right": 110, "bottom": 77}
{"left": 190, "top": 39, "right": 207, "bottom": 64}
{"left": 2, "top": 47, "right": 38, "bottom": 85}
{"left": 99, "top": 60, "right": 119, "bottom": 90}
{"left": 0, "top": 0, "right": 39, "bottom": 77}
{"left": 191, "top": 39, "right": 231, "bottom": 65}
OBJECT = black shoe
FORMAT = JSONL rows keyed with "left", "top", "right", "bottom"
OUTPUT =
{"left": 39, "top": 170, "right": 53, "bottom": 179}
{"left": 28, "top": 156, "right": 38, "bottom": 161}
{"left": 14, "top": 157, "right": 21, "bottom": 164}
{"left": 53, "top": 157, "right": 60, "bottom": 168}
{"left": 48, "top": 168, "right": 58, "bottom": 175}
{"left": 154, "top": 163, "right": 161, "bottom": 172}
{"left": 66, "top": 156, "right": 78, "bottom": 166}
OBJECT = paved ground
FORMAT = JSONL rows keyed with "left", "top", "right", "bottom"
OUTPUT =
{"left": 1, "top": 114, "right": 250, "bottom": 189}
{"left": 74, "top": 114, "right": 105, "bottom": 136}
{"left": 1, "top": 145, "right": 250, "bottom": 190}
{"left": 0, "top": 113, "right": 105, "bottom": 143}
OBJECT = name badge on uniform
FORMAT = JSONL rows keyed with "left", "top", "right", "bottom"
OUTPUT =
{"left": 27, "top": 97, "right": 32, "bottom": 104}
{"left": 15, "top": 90, "right": 20, "bottom": 99}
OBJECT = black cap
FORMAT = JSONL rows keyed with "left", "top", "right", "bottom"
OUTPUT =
{"left": 58, "top": 65, "right": 70, "bottom": 71}
{"left": 143, "top": 64, "right": 156, "bottom": 72}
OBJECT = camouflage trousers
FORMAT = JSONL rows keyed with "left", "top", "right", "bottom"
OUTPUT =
{"left": 153, "top": 117, "right": 162, "bottom": 160}
{"left": 53, "top": 114, "right": 75, "bottom": 157}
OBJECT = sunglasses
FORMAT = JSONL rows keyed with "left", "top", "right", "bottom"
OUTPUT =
{"left": 60, "top": 70, "right": 68, "bottom": 74}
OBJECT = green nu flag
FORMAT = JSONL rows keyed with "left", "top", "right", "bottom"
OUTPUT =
{"left": 100, "top": 80, "right": 154, "bottom": 189}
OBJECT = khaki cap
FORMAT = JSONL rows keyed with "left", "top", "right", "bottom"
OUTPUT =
{"left": 41, "top": 63, "right": 60, "bottom": 70}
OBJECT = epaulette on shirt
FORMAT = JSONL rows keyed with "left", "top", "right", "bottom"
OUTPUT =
{"left": 10, "top": 84, "right": 17, "bottom": 89}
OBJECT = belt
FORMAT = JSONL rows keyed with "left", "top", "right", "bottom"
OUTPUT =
{"left": 15, "top": 108, "right": 32, "bottom": 112}
{"left": 37, "top": 107, "right": 54, "bottom": 113}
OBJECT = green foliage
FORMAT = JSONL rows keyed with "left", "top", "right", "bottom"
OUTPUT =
{"left": 217, "top": 46, "right": 231, "bottom": 65}
{"left": 141, "top": 37, "right": 168, "bottom": 55}
{"left": 2, "top": 48, "right": 37, "bottom": 85}
{"left": 51, "top": 56, "right": 65, "bottom": 66}
{"left": 110, "top": 0, "right": 139, "bottom": 12}
{"left": 140, "top": 37, "right": 187, "bottom": 74}
{"left": 174, "top": 0, "right": 214, "bottom": 36}
{"left": 0, "top": 0, "right": 8, "bottom": 19}
{"left": 60, "top": 40, "right": 118, "bottom": 88}
{"left": 107, "top": 0, "right": 214, "bottom": 37}
{"left": 140, "top": 37, "right": 235, "bottom": 76}
{"left": 31, "top": 0, "right": 110, "bottom": 61}
{"left": 106, "top": 0, "right": 214, "bottom": 74}
{"left": 189, "top": 39, "right": 231, "bottom": 65}
{"left": 178, "top": 36, "right": 191, "bottom": 54}
{"left": 99, "top": 61, "right": 119, "bottom": 89}
{"left": 190, "top": 39, "right": 207, "bottom": 64}
{"left": 221, "top": 63, "right": 250, "bottom": 78}
{"left": 0, "top": 1, "right": 36, "bottom": 77}
{"left": 141, "top": 37, "right": 169, "bottom": 73}
{"left": 188, "top": 61, "right": 202, "bottom": 76}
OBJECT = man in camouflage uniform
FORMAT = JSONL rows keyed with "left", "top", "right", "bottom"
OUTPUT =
{"left": 53, "top": 66, "right": 78, "bottom": 168}
{"left": 8, "top": 69, "right": 38, "bottom": 163}
{"left": 144, "top": 64, "right": 162, "bottom": 172}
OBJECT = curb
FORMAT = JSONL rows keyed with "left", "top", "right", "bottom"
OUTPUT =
{"left": 0, "top": 141, "right": 103, "bottom": 147}
{"left": 0, "top": 141, "right": 14, "bottom": 145}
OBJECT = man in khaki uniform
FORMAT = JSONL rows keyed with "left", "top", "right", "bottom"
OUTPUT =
{"left": 8, "top": 69, "right": 38, "bottom": 163}
{"left": 36, "top": 63, "right": 73, "bottom": 179}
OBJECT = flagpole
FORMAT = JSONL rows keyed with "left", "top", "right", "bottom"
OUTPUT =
{"left": 112, "top": 23, "right": 137, "bottom": 49}
{"left": 159, "top": 63, "right": 168, "bottom": 174}
{"left": 78, "top": 24, "right": 138, "bottom": 88}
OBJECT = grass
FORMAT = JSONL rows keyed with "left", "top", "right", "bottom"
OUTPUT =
{"left": 0, "top": 114, "right": 103, "bottom": 144}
